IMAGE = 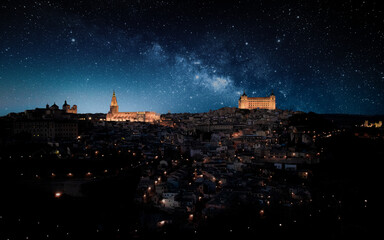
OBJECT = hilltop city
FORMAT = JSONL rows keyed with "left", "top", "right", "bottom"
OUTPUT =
{"left": 0, "top": 91, "right": 380, "bottom": 239}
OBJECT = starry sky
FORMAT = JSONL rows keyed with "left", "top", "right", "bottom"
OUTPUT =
{"left": 1, "top": 0, "right": 383, "bottom": 116}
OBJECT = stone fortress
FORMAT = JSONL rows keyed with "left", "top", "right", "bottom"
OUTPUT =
{"left": 106, "top": 91, "right": 160, "bottom": 122}
{"left": 238, "top": 91, "right": 276, "bottom": 110}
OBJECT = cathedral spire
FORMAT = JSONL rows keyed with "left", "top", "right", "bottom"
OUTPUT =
{"left": 109, "top": 90, "right": 119, "bottom": 114}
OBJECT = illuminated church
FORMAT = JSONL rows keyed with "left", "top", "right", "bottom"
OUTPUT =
{"left": 238, "top": 91, "right": 276, "bottom": 110}
{"left": 106, "top": 91, "right": 160, "bottom": 122}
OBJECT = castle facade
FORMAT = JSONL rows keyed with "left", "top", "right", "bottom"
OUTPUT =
{"left": 238, "top": 91, "right": 276, "bottom": 110}
{"left": 106, "top": 91, "right": 160, "bottom": 122}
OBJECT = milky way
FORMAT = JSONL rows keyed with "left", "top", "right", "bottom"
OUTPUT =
{"left": 1, "top": 0, "right": 383, "bottom": 115}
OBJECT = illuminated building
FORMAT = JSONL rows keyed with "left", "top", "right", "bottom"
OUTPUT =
{"left": 62, "top": 100, "right": 77, "bottom": 114}
{"left": 106, "top": 91, "right": 160, "bottom": 122}
{"left": 238, "top": 91, "right": 276, "bottom": 110}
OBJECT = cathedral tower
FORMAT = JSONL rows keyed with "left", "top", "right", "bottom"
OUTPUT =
{"left": 109, "top": 90, "right": 119, "bottom": 114}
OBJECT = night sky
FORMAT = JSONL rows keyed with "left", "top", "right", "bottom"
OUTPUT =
{"left": 1, "top": 0, "right": 383, "bottom": 116}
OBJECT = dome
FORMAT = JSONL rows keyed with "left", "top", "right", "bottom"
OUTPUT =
{"left": 50, "top": 103, "right": 59, "bottom": 110}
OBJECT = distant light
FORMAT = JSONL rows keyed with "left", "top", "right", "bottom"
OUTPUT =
{"left": 55, "top": 192, "right": 62, "bottom": 198}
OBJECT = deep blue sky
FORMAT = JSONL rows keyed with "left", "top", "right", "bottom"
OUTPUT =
{"left": 1, "top": 0, "right": 383, "bottom": 116}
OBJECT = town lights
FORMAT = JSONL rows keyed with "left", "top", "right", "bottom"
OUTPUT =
{"left": 260, "top": 209, "right": 264, "bottom": 216}
{"left": 158, "top": 220, "right": 165, "bottom": 226}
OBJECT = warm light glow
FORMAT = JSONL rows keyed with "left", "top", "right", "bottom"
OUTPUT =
{"left": 259, "top": 209, "right": 264, "bottom": 216}
{"left": 55, "top": 192, "right": 62, "bottom": 198}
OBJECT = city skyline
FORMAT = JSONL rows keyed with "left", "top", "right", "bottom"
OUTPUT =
{"left": 1, "top": 0, "right": 383, "bottom": 116}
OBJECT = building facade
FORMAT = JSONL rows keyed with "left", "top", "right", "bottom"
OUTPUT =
{"left": 62, "top": 100, "right": 77, "bottom": 114}
{"left": 106, "top": 91, "right": 160, "bottom": 122}
{"left": 13, "top": 120, "right": 78, "bottom": 140}
{"left": 238, "top": 91, "right": 276, "bottom": 110}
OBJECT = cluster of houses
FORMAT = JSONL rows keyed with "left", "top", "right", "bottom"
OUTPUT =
{"left": 129, "top": 107, "right": 320, "bottom": 230}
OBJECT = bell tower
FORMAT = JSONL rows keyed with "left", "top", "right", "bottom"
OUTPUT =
{"left": 109, "top": 90, "right": 119, "bottom": 114}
